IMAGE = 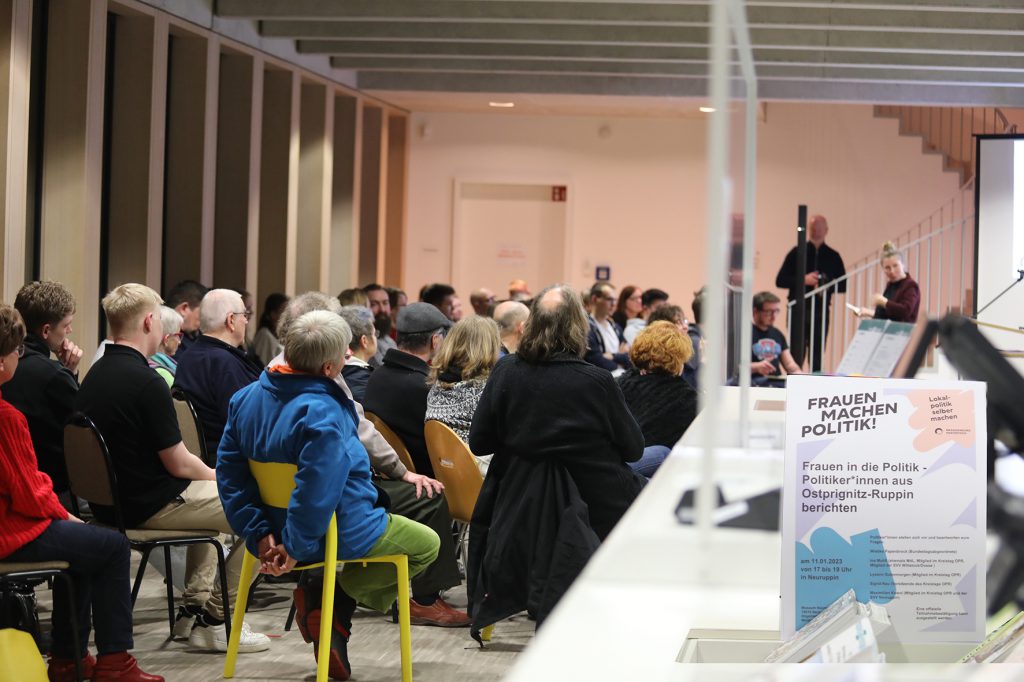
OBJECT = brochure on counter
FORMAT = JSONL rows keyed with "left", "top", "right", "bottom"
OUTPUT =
{"left": 781, "top": 375, "right": 987, "bottom": 643}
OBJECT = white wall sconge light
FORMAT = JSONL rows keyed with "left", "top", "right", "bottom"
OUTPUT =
{"left": 699, "top": 106, "right": 717, "bottom": 113}
{"left": 488, "top": 101, "right": 515, "bottom": 108}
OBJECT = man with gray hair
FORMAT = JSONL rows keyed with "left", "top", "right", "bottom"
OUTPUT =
{"left": 271, "top": 293, "right": 470, "bottom": 628}
{"left": 174, "top": 288, "right": 260, "bottom": 458}
{"left": 338, "top": 305, "right": 376, "bottom": 402}
{"left": 493, "top": 300, "right": 529, "bottom": 356}
{"left": 218, "top": 310, "right": 441, "bottom": 679}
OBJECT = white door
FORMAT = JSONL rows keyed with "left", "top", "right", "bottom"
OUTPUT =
{"left": 453, "top": 181, "right": 569, "bottom": 300}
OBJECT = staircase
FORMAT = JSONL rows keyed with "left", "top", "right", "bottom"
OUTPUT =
{"left": 874, "top": 106, "right": 1018, "bottom": 188}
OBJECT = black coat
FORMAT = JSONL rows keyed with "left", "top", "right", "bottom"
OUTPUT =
{"left": 362, "top": 349, "right": 433, "bottom": 476}
{"left": 616, "top": 369, "right": 699, "bottom": 448}
{"left": 468, "top": 352, "right": 645, "bottom": 541}
{"left": 467, "top": 454, "right": 600, "bottom": 640}
{"left": 340, "top": 364, "right": 373, "bottom": 404}
{"left": 2, "top": 334, "right": 77, "bottom": 491}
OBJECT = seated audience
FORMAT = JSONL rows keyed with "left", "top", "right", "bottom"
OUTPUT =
{"left": 507, "top": 279, "right": 531, "bottom": 302}
{"left": 3, "top": 281, "right": 82, "bottom": 494}
{"left": 467, "top": 285, "right": 646, "bottom": 636}
{"left": 611, "top": 285, "right": 642, "bottom": 329}
{"left": 364, "top": 303, "right": 452, "bottom": 478}
{"left": 855, "top": 241, "right": 921, "bottom": 323}
{"left": 449, "top": 296, "right": 464, "bottom": 322}
{"left": 469, "top": 288, "right": 495, "bottom": 317}
{"left": 338, "top": 288, "right": 369, "bottom": 308}
{"left": 470, "top": 283, "right": 645, "bottom": 541}
{"left": 273, "top": 293, "right": 469, "bottom": 628}
{"left": 173, "top": 289, "right": 260, "bottom": 458}
{"left": 250, "top": 293, "right": 288, "bottom": 367}
{"left": 623, "top": 288, "right": 670, "bottom": 345}
{"left": 616, "top": 321, "right": 699, "bottom": 474}
{"left": 74, "top": 283, "right": 268, "bottom": 653}
{"left": 493, "top": 300, "right": 529, "bottom": 356}
{"left": 420, "top": 283, "right": 457, "bottom": 321}
{"left": 218, "top": 310, "right": 441, "bottom": 679}
{"left": 338, "top": 305, "right": 376, "bottom": 402}
{"left": 149, "top": 305, "right": 183, "bottom": 387}
{"left": 164, "top": 280, "right": 208, "bottom": 356}
{"left": 363, "top": 283, "right": 396, "bottom": 368}
{"left": 426, "top": 316, "right": 501, "bottom": 474}
{"left": 0, "top": 303, "right": 163, "bottom": 682}
{"left": 750, "top": 291, "right": 803, "bottom": 383}
{"left": 585, "top": 282, "right": 630, "bottom": 372}
{"left": 386, "top": 287, "right": 407, "bottom": 337}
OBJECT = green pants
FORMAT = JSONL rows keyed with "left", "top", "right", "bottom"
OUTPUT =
{"left": 339, "top": 514, "right": 440, "bottom": 613}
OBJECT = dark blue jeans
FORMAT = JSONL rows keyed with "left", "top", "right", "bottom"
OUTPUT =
{"left": 6, "top": 520, "right": 133, "bottom": 657}
{"left": 628, "top": 445, "right": 671, "bottom": 478}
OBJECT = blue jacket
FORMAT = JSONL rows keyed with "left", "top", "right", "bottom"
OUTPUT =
{"left": 217, "top": 370, "right": 387, "bottom": 563}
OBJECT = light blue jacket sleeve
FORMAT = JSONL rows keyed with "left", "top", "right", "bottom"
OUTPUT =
{"left": 216, "top": 392, "right": 273, "bottom": 558}
{"left": 280, "top": 403, "right": 351, "bottom": 562}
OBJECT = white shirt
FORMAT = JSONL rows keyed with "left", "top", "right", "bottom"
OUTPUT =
{"left": 594, "top": 317, "right": 621, "bottom": 355}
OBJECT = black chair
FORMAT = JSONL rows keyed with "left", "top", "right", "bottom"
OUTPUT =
{"left": 0, "top": 561, "right": 83, "bottom": 681}
{"left": 170, "top": 387, "right": 212, "bottom": 466}
{"left": 62, "top": 412, "right": 231, "bottom": 640}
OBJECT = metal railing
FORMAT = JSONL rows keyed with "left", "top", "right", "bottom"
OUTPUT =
{"left": 787, "top": 183, "right": 975, "bottom": 374}
{"left": 875, "top": 105, "right": 1017, "bottom": 188}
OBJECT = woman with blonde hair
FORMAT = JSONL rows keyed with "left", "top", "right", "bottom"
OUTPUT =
{"left": 616, "top": 321, "right": 699, "bottom": 476}
{"left": 149, "top": 305, "right": 183, "bottom": 387}
{"left": 426, "top": 316, "right": 500, "bottom": 470}
{"left": 856, "top": 241, "right": 921, "bottom": 323}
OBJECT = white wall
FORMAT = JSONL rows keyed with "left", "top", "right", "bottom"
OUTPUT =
{"left": 405, "top": 102, "right": 961, "bottom": 320}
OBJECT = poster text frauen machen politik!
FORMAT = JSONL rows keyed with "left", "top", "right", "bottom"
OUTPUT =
{"left": 781, "top": 375, "right": 986, "bottom": 643}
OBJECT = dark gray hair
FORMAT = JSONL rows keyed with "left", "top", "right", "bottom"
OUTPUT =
{"left": 338, "top": 305, "right": 375, "bottom": 351}
{"left": 517, "top": 284, "right": 588, "bottom": 364}
{"left": 277, "top": 292, "right": 342, "bottom": 342}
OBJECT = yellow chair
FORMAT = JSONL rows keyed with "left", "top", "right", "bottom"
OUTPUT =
{"left": 223, "top": 461, "right": 413, "bottom": 682}
{"left": 364, "top": 411, "right": 418, "bottom": 474}
{"left": 422, "top": 421, "right": 492, "bottom": 642}
{"left": 0, "top": 628, "right": 47, "bottom": 682}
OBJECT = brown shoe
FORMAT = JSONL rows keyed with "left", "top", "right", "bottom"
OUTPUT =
{"left": 406, "top": 598, "right": 472, "bottom": 627}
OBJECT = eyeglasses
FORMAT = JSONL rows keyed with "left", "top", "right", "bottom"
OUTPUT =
{"left": 758, "top": 308, "right": 781, "bottom": 317}
{"left": 164, "top": 332, "right": 184, "bottom": 340}
{"left": 230, "top": 310, "right": 253, "bottom": 321}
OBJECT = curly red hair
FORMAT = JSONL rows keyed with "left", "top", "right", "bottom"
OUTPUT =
{"left": 629, "top": 320, "right": 692, "bottom": 375}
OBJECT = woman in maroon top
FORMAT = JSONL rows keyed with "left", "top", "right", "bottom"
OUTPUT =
{"left": 856, "top": 241, "right": 921, "bottom": 323}
{"left": 0, "top": 303, "right": 162, "bottom": 682}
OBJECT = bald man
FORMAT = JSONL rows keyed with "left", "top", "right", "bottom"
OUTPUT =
{"left": 494, "top": 300, "right": 529, "bottom": 355}
{"left": 173, "top": 289, "right": 261, "bottom": 457}
{"left": 775, "top": 214, "right": 847, "bottom": 372}
{"left": 469, "top": 288, "right": 495, "bottom": 317}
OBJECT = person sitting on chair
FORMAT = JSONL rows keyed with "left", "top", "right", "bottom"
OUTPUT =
{"left": 0, "top": 303, "right": 164, "bottom": 682}
{"left": 218, "top": 310, "right": 441, "bottom": 680}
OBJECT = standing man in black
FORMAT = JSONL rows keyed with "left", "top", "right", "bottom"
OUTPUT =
{"left": 775, "top": 214, "right": 846, "bottom": 372}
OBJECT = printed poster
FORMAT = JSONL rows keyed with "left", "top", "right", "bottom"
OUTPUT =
{"left": 781, "top": 375, "right": 986, "bottom": 643}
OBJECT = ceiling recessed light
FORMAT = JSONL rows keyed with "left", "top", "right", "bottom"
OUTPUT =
{"left": 489, "top": 101, "right": 515, "bottom": 108}
{"left": 699, "top": 106, "right": 716, "bottom": 113}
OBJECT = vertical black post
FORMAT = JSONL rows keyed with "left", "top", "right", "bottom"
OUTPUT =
{"left": 791, "top": 205, "right": 808, "bottom": 366}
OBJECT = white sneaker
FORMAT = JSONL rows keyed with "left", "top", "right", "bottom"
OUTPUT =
{"left": 189, "top": 617, "right": 270, "bottom": 653}
{"left": 172, "top": 606, "right": 200, "bottom": 640}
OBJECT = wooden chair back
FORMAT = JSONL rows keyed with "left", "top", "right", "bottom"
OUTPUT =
{"left": 424, "top": 420, "right": 483, "bottom": 523}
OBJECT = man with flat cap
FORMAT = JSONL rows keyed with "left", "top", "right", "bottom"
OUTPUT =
{"left": 363, "top": 302, "right": 452, "bottom": 477}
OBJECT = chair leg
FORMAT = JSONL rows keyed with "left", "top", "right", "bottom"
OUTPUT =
{"left": 284, "top": 571, "right": 307, "bottom": 632}
{"left": 395, "top": 557, "right": 412, "bottom": 682}
{"left": 57, "top": 572, "right": 84, "bottom": 682}
{"left": 316, "top": 565, "right": 336, "bottom": 682}
{"left": 163, "top": 546, "right": 175, "bottom": 637}
{"left": 130, "top": 546, "right": 153, "bottom": 607}
{"left": 222, "top": 550, "right": 255, "bottom": 679}
{"left": 212, "top": 539, "right": 232, "bottom": 645}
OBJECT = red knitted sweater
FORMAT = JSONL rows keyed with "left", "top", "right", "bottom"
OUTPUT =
{"left": 0, "top": 391, "right": 67, "bottom": 558}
